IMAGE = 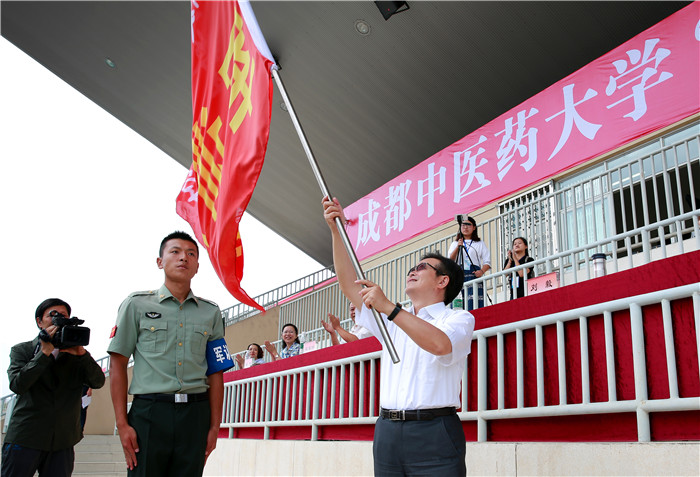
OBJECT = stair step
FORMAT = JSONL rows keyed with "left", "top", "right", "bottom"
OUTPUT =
{"left": 73, "top": 461, "right": 127, "bottom": 474}
{"left": 74, "top": 435, "right": 126, "bottom": 477}
{"left": 73, "top": 474, "right": 127, "bottom": 477}
{"left": 75, "top": 451, "right": 123, "bottom": 462}
{"left": 75, "top": 442, "right": 123, "bottom": 452}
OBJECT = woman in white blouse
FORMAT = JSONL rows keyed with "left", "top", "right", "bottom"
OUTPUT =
{"left": 448, "top": 216, "right": 491, "bottom": 310}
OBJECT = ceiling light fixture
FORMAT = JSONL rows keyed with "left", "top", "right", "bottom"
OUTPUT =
{"left": 354, "top": 20, "right": 371, "bottom": 36}
{"left": 104, "top": 57, "right": 116, "bottom": 68}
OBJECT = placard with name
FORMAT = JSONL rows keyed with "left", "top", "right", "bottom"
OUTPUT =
{"left": 527, "top": 272, "right": 560, "bottom": 296}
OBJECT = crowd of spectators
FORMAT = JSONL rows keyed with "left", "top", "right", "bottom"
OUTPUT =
{"left": 232, "top": 216, "right": 537, "bottom": 368}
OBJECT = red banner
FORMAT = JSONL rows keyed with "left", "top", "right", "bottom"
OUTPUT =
{"left": 344, "top": 4, "right": 700, "bottom": 261}
{"left": 177, "top": 0, "right": 276, "bottom": 311}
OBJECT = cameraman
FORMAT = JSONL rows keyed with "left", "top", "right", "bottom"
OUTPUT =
{"left": 2, "top": 298, "right": 105, "bottom": 477}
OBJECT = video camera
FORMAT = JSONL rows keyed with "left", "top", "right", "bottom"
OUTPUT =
{"left": 39, "top": 310, "right": 90, "bottom": 349}
{"left": 455, "top": 214, "right": 467, "bottom": 239}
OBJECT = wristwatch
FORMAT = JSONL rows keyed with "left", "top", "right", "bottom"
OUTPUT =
{"left": 387, "top": 303, "right": 402, "bottom": 321}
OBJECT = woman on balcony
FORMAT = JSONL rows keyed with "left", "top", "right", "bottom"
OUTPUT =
{"left": 264, "top": 323, "right": 301, "bottom": 361}
{"left": 448, "top": 215, "right": 491, "bottom": 310}
{"left": 234, "top": 343, "right": 265, "bottom": 368}
{"left": 503, "top": 237, "right": 535, "bottom": 299}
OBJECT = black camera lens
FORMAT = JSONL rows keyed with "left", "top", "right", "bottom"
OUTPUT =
{"left": 44, "top": 312, "right": 90, "bottom": 348}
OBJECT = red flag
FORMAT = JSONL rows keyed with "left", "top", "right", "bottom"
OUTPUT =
{"left": 177, "top": 0, "right": 276, "bottom": 311}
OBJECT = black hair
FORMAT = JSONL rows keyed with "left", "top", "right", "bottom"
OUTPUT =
{"left": 456, "top": 215, "right": 481, "bottom": 242}
{"left": 35, "top": 298, "right": 71, "bottom": 327}
{"left": 281, "top": 323, "right": 300, "bottom": 348}
{"left": 159, "top": 231, "right": 199, "bottom": 258}
{"left": 421, "top": 252, "right": 464, "bottom": 305}
{"left": 513, "top": 236, "right": 530, "bottom": 258}
{"left": 248, "top": 343, "right": 264, "bottom": 359}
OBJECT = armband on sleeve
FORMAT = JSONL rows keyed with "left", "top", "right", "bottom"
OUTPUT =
{"left": 205, "top": 338, "right": 234, "bottom": 375}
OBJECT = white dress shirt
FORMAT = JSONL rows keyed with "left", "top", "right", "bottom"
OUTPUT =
{"left": 356, "top": 302, "right": 475, "bottom": 410}
{"left": 339, "top": 323, "right": 372, "bottom": 343}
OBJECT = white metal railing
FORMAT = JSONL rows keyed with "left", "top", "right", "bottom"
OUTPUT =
{"left": 222, "top": 350, "right": 382, "bottom": 440}
{"left": 1, "top": 394, "right": 15, "bottom": 432}
{"left": 221, "top": 283, "right": 700, "bottom": 442}
{"left": 6, "top": 131, "right": 697, "bottom": 421}
{"left": 221, "top": 267, "right": 335, "bottom": 327}
{"left": 227, "top": 321, "right": 343, "bottom": 370}
{"left": 225, "top": 125, "right": 699, "bottom": 342}
{"left": 269, "top": 211, "right": 699, "bottom": 355}
{"left": 465, "top": 210, "right": 700, "bottom": 307}
{"left": 464, "top": 282, "right": 700, "bottom": 442}
{"left": 234, "top": 210, "right": 698, "bottom": 365}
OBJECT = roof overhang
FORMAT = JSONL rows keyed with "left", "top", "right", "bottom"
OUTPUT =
{"left": 1, "top": 1, "right": 690, "bottom": 265}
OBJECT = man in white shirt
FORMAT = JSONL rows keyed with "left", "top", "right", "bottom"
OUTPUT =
{"left": 323, "top": 197, "right": 475, "bottom": 475}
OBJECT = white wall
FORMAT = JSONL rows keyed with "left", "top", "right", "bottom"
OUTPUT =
{"left": 204, "top": 440, "right": 700, "bottom": 476}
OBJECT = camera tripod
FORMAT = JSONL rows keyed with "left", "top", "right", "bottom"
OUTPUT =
{"left": 455, "top": 235, "right": 492, "bottom": 311}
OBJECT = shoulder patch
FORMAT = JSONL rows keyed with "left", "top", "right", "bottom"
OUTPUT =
{"left": 197, "top": 297, "right": 219, "bottom": 307}
{"left": 129, "top": 290, "right": 156, "bottom": 297}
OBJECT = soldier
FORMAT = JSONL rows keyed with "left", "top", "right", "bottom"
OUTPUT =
{"left": 108, "top": 231, "right": 230, "bottom": 477}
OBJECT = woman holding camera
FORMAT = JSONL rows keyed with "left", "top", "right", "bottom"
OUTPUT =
{"left": 448, "top": 216, "right": 491, "bottom": 310}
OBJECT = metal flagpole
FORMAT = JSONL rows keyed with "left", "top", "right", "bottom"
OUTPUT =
{"left": 271, "top": 67, "right": 400, "bottom": 364}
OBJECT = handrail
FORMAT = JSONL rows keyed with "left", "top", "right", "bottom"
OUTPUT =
{"left": 224, "top": 128, "right": 699, "bottom": 326}
{"left": 221, "top": 266, "right": 335, "bottom": 327}
{"left": 4, "top": 215, "right": 696, "bottom": 418}
{"left": 463, "top": 209, "right": 700, "bottom": 307}
{"left": 221, "top": 283, "right": 700, "bottom": 442}
{"left": 277, "top": 210, "right": 699, "bottom": 337}
{"left": 4, "top": 131, "right": 698, "bottom": 417}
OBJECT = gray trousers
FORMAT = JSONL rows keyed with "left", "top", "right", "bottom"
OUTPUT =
{"left": 373, "top": 414, "right": 466, "bottom": 476}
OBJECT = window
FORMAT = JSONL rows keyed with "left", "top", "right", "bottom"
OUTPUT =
{"left": 498, "top": 183, "right": 555, "bottom": 275}
{"left": 556, "top": 121, "right": 699, "bottom": 259}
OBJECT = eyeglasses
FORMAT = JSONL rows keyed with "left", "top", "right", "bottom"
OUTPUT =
{"left": 407, "top": 262, "right": 445, "bottom": 276}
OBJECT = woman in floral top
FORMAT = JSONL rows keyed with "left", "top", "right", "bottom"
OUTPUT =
{"left": 265, "top": 323, "right": 301, "bottom": 361}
